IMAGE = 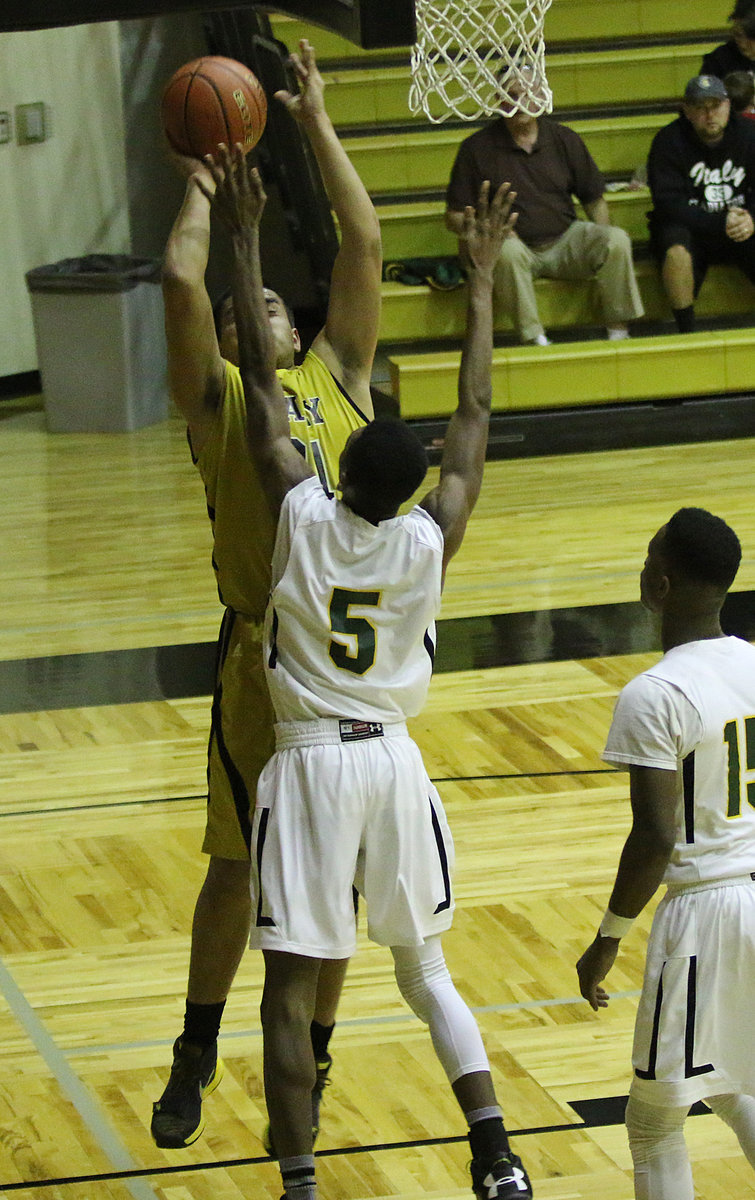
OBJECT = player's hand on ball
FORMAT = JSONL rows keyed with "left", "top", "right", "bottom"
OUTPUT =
{"left": 199, "top": 143, "right": 266, "bottom": 234}
{"left": 165, "top": 140, "right": 217, "bottom": 194}
{"left": 275, "top": 39, "right": 326, "bottom": 125}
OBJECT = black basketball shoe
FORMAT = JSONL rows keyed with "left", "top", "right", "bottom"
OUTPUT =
{"left": 151, "top": 1037, "right": 224, "bottom": 1148}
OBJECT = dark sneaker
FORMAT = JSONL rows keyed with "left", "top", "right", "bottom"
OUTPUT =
{"left": 151, "top": 1037, "right": 224, "bottom": 1148}
{"left": 263, "top": 1052, "right": 332, "bottom": 1158}
{"left": 471, "top": 1152, "right": 532, "bottom": 1200}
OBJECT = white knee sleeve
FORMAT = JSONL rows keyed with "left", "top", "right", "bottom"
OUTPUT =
{"left": 707, "top": 1093, "right": 755, "bottom": 1168}
{"left": 625, "top": 1092, "right": 693, "bottom": 1200}
{"left": 391, "top": 937, "right": 489, "bottom": 1084}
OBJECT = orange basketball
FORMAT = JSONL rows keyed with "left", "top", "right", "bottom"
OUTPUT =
{"left": 161, "top": 55, "right": 267, "bottom": 159}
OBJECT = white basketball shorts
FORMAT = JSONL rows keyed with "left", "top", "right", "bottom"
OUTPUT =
{"left": 630, "top": 874, "right": 755, "bottom": 1108}
{"left": 249, "top": 719, "right": 455, "bottom": 957}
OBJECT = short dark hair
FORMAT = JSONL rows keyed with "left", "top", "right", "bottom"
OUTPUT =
{"left": 664, "top": 507, "right": 742, "bottom": 590}
{"left": 725, "top": 69, "right": 755, "bottom": 109}
{"left": 730, "top": 0, "right": 755, "bottom": 35}
{"left": 345, "top": 419, "right": 429, "bottom": 510}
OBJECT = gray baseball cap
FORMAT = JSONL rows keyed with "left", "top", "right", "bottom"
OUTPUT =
{"left": 684, "top": 74, "right": 729, "bottom": 103}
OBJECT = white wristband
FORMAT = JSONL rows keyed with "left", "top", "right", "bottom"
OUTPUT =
{"left": 599, "top": 908, "right": 635, "bottom": 939}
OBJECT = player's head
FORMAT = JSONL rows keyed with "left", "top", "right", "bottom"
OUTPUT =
{"left": 338, "top": 420, "right": 429, "bottom": 523}
{"left": 640, "top": 507, "right": 742, "bottom": 614}
{"left": 212, "top": 287, "right": 300, "bottom": 369}
{"left": 724, "top": 69, "right": 755, "bottom": 111}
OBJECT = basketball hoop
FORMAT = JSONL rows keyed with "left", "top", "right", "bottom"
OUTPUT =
{"left": 409, "top": 0, "right": 553, "bottom": 123}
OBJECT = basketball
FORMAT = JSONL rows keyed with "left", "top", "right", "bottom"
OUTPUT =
{"left": 161, "top": 55, "right": 267, "bottom": 159}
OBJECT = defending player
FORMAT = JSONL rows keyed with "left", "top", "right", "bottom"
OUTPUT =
{"left": 151, "top": 40, "right": 381, "bottom": 1149}
{"left": 577, "top": 508, "right": 755, "bottom": 1199}
{"left": 205, "top": 138, "right": 532, "bottom": 1200}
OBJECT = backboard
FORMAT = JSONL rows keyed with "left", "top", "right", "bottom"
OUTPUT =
{"left": 0, "top": 0, "right": 415, "bottom": 49}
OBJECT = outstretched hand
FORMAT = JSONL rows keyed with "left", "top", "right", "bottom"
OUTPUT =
{"left": 274, "top": 38, "right": 326, "bottom": 126}
{"left": 460, "top": 181, "right": 518, "bottom": 279}
{"left": 198, "top": 143, "right": 266, "bottom": 236}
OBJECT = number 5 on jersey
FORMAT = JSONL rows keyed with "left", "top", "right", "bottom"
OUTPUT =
{"left": 329, "top": 588, "right": 381, "bottom": 675}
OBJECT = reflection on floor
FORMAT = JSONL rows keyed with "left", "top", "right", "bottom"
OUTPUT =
{"left": 3, "top": 592, "right": 755, "bottom": 715}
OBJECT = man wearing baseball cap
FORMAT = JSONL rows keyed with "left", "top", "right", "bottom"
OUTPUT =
{"left": 647, "top": 73, "right": 755, "bottom": 331}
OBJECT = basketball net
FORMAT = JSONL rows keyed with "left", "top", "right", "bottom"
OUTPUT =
{"left": 409, "top": 0, "right": 553, "bottom": 123}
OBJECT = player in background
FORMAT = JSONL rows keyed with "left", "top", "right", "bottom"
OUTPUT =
{"left": 205, "top": 139, "right": 532, "bottom": 1200}
{"left": 151, "top": 39, "right": 381, "bottom": 1151}
{"left": 577, "top": 508, "right": 755, "bottom": 1199}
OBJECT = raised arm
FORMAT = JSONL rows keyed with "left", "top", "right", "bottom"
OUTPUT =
{"left": 204, "top": 145, "right": 312, "bottom": 517}
{"left": 420, "top": 181, "right": 516, "bottom": 571}
{"left": 276, "top": 40, "right": 380, "bottom": 412}
{"left": 162, "top": 155, "right": 226, "bottom": 451}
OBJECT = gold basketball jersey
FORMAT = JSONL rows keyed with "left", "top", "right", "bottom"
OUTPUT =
{"left": 192, "top": 350, "right": 369, "bottom": 620}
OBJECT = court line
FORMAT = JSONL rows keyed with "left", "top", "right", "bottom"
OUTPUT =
{"left": 65, "top": 988, "right": 642, "bottom": 1058}
{"left": 0, "top": 1123, "right": 589, "bottom": 1192}
{"left": 0, "top": 769, "right": 621, "bottom": 821}
{"left": 0, "top": 1090, "right": 712, "bottom": 1192}
{"left": 0, "top": 958, "right": 159, "bottom": 1200}
{"left": 0, "top": 794, "right": 208, "bottom": 818}
{"left": 436, "top": 769, "right": 619, "bottom": 782}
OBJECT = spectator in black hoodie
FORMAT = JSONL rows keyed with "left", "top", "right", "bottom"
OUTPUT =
{"left": 701, "top": 0, "right": 755, "bottom": 79}
{"left": 647, "top": 74, "right": 755, "bottom": 332}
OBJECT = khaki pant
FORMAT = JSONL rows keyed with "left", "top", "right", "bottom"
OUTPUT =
{"left": 494, "top": 220, "right": 644, "bottom": 342}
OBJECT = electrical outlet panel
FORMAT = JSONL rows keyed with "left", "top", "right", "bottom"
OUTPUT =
{"left": 16, "top": 102, "right": 46, "bottom": 144}
{"left": 0, "top": 112, "right": 10, "bottom": 143}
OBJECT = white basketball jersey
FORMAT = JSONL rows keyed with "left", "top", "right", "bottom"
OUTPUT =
{"left": 604, "top": 636, "right": 755, "bottom": 885}
{"left": 264, "top": 477, "right": 444, "bottom": 723}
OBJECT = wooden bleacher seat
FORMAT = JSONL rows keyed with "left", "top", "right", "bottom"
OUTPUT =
{"left": 317, "top": 44, "right": 713, "bottom": 128}
{"left": 376, "top": 189, "right": 651, "bottom": 260}
{"left": 389, "top": 326, "right": 755, "bottom": 418}
{"left": 343, "top": 116, "right": 669, "bottom": 196}
{"left": 379, "top": 262, "right": 755, "bottom": 347}
{"left": 271, "top": 0, "right": 720, "bottom": 60}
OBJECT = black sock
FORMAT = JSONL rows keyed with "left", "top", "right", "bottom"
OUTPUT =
{"left": 182, "top": 1000, "right": 226, "bottom": 1047}
{"left": 468, "top": 1116, "right": 511, "bottom": 1162}
{"left": 310, "top": 1020, "right": 334, "bottom": 1062}
{"left": 672, "top": 304, "right": 695, "bottom": 333}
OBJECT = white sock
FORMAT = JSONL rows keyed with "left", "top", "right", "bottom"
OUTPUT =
{"left": 280, "top": 1154, "right": 317, "bottom": 1200}
{"left": 527, "top": 333, "right": 551, "bottom": 346}
{"left": 607, "top": 327, "right": 630, "bottom": 340}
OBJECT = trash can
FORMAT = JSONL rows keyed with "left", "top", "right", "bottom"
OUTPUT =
{"left": 25, "top": 254, "right": 169, "bottom": 433}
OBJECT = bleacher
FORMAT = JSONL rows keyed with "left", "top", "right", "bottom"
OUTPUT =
{"left": 270, "top": 0, "right": 755, "bottom": 448}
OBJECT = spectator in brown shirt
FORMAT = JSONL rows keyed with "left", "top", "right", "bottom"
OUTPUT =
{"left": 445, "top": 69, "right": 644, "bottom": 345}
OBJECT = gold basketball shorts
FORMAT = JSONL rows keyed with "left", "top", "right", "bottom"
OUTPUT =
{"left": 202, "top": 608, "right": 276, "bottom": 861}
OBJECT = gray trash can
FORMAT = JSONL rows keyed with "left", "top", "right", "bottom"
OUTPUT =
{"left": 25, "top": 254, "right": 169, "bottom": 433}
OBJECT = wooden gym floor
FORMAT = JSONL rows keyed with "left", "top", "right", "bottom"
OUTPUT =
{"left": 1, "top": 393, "right": 755, "bottom": 1200}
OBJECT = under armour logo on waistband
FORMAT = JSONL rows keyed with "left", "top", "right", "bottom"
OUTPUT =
{"left": 339, "top": 719, "right": 384, "bottom": 742}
